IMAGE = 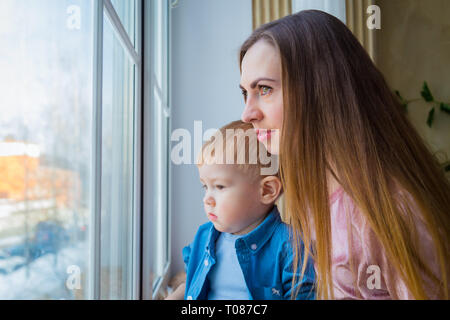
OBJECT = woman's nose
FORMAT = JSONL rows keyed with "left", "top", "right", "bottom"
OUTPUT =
{"left": 241, "top": 96, "right": 263, "bottom": 123}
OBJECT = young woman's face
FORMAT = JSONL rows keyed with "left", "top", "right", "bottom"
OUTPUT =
{"left": 240, "top": 40, "right": 283, "bottom": 155}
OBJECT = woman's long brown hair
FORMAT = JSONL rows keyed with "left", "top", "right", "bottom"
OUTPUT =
{"left": 239, "top": 10, "right": 450, "bottom": 299}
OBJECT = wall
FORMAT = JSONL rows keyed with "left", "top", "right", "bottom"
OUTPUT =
{"left": 170, "top": 0, "right": 253, "bottom": 276}
{"left": 376, "top": 0, "right": 450, "bottom": 175}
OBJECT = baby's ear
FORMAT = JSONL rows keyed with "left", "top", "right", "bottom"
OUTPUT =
{"left": 259, "top": 175, "right": 282, "bottom": 205}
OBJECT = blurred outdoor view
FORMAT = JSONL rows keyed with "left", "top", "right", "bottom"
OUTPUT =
{"left": 0, "top": 0, "right": 93, "bottom": 299}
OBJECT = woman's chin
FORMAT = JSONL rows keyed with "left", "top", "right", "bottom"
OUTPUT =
{"left": 267, "top": 145, "right": 279, "bottom": 155}
{"left": 264, "top": 138, "right": 279, "bottom": 155}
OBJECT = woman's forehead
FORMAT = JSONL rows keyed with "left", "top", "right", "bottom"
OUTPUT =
{"left": 240, "top": 40, "right": 281, "bottom": 86}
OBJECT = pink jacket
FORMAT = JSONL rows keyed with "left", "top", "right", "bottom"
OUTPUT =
{"left": 327, "top": 186, "right": 442, "bottom": 299}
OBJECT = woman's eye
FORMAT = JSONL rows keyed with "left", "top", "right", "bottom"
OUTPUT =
{"left": 259, "top": 85, "right": 272, "bottom": 96}
{"left": 241, "top": 89, "right": 248, "bottom": 102}
{"left": 202, "top": 185, "right": 207, "bottom": 190}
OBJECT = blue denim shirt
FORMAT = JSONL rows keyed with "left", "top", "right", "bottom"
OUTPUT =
{"left": 182, "top": 206, "right": 316, "bottom": 300}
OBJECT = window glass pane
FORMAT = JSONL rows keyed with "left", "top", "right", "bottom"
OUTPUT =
{"left": 154, "top": 0, "right": 163, "bottom": 88}
{"left": 146, "top": 0, "right": 170, "bottom": 296}
{"left": 0, "top": 0, "right": 92, "bottom": 299}
{"left": 110, "top": 0, "right": 136, "bottom": 47}
{"left": 152, "top": 0, "right": 168, "bottom": 101}
{"left": 100, "top": 13, "right": 136, "bottom": 300}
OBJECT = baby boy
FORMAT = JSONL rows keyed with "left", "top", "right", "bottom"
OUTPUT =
{"left": 166, "top": 120, "right": 315, "bottom": 300}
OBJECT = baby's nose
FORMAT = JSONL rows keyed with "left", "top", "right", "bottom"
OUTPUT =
{"left": 203, "top": 195, "right": 215, "bottom": 207}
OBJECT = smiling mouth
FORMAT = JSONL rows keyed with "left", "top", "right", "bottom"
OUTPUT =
{"left": 256, "top": 129, "right": 273, "bottom": 142}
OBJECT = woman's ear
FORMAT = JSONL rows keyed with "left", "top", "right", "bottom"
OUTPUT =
{"left": 259, "top": 176, "right": 282, "bottom": 205}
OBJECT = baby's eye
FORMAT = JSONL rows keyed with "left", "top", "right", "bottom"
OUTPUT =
{"left": 259, "top": 85, "right": 272, "bottom": 96}
{"left": 201, "top": 184, "right": 207, "bottom": 190}
{"left": 215, "top": 185, "right": 225, "bottom": 190}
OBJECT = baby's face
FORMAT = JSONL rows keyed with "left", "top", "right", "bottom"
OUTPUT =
{"left": 198, "top": 164, "right": 268, "bottom": 235}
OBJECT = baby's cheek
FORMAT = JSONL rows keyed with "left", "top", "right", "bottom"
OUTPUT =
{"left": 234, "top": 189, "right": 259, "bottom": 211}
{"left": 220, "top": 191, "right": 245, "bottom": 214}
{"left": 220, "top": 195, "right": 240, "bottom": 214}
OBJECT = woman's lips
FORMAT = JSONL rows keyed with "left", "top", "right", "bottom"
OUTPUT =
{"left": 256, "top": 129, "right": 272, "bottom": 142}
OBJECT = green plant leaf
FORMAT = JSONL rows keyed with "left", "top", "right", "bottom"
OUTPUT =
{"left": 403, "top": 103, "right": 409, "bottom": 112}
{"left": 394, "top": 90, "right": 408, "bottom": 111}
{"left": 426, "top": 107, "right": 435, "bottom": 127}
{"left": 421, "top": 81, "right": 434, "bottom": 102}
{"left": 440, "top": 102, "right": 450, "bottom": 114}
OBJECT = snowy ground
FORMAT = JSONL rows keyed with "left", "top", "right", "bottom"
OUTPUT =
{"left": 0, "top": 242, "right": 88, "bottom": 299}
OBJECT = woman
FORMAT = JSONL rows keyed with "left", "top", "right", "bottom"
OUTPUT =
{"left": 239, "top": 10, "right": 450, "bottom": 299}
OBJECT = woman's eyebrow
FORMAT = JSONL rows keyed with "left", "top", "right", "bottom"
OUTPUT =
{"left": 240, "top": 77, "right": 277, "bottom": 90}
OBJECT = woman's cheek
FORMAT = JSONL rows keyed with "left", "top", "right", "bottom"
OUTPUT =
{"left": 270, "top": 91, "right": 283, "bottom": 128}
{"left": 272, "top": 107, "right": 283, "bottom": 130}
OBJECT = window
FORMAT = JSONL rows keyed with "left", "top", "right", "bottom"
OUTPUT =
{"left": 91, "top": 0, "right": 142, "bottom": 300}
{"left": 142, "top": 0, "right": 171, "bottom": 300}
{"left": 0, "top": 0, "right": 93, "bottom": 299}
{"left": 0, "top": 0, "right": 164, "bottom": 300}
{"left": 291, "top": 0, "right": 346, "bottom": 23}
{"left": 99, "top": 0, "right": 140, "bottom": 299}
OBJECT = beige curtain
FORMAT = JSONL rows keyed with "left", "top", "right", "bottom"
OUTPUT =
{"left": 252, "top": 0, "right": 292, "bottom": 30}
{"left": 345, "top": 0, "right": 377, "bottom": 62}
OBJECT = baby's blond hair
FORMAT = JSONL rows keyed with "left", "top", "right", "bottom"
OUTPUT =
{"left": 197, "top": 120, "right": 278, "bottom": 180}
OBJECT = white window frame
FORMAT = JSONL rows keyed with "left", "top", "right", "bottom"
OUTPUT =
{"left": 141, "top": 0, "right": 172, "bottom": 300}
{"left": 89, "top": 0, "right": 143, "bottom": 300}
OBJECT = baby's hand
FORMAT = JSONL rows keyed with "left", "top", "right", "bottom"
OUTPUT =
{"left": 164, "top": 282, "right": 186, "bottom": 300}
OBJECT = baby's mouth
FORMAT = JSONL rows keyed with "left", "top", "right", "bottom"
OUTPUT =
{"left": 207, "top": 212, "right": 218, "bottom": 221}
